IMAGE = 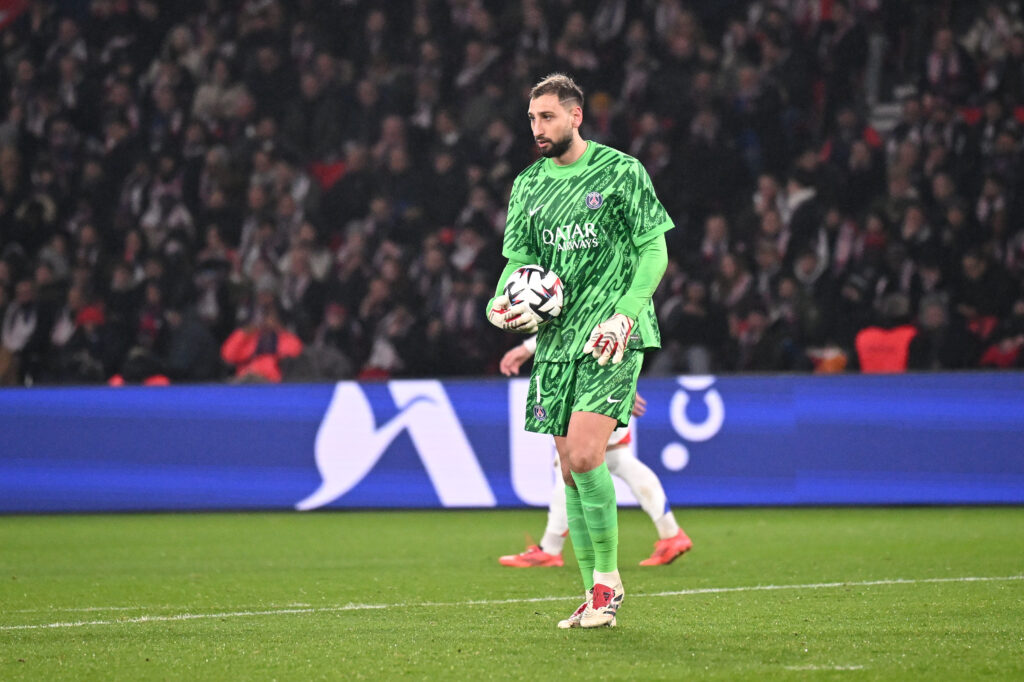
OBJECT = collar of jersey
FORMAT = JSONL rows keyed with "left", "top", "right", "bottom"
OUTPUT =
{"left": 542, "top": 140, "right": 595, "bottom": 178}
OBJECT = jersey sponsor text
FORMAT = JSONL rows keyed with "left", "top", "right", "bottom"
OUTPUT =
{"left": 542, "top": 222, "right": 599, "bottom": 251}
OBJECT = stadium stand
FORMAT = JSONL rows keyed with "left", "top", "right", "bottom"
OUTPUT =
{"left": 0, "top": 0, "right": 1021, "bottom": 385}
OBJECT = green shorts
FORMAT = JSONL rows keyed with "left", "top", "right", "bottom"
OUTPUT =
{"left": 524, "top": 349, "right": 644, "bottom": 437}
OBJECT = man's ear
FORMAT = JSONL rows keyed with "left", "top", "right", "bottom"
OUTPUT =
{"left": 572, "top": 106, "right": 583, "bottom": 129}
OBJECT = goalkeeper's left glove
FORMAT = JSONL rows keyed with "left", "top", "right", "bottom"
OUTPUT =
{"left": 583, "top": 313, "right": 634, "bottom": 366}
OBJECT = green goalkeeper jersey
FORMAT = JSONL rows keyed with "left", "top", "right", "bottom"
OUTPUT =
{"left": 502, "top": 141, "right": 674, "bottom": 363}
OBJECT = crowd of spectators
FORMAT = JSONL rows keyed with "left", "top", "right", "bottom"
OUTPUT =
{"left": 0, "top": 0, "right": 1022, "bottom": 386}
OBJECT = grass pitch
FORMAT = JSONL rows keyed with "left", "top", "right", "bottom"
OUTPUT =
{"left": 2, "top": 507, "right": 1022, "bottom": 680}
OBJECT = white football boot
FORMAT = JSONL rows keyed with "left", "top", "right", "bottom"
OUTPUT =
{"left": 558, "top": 589, "right": 618, "bottom": 629}
{"left": 579, "top": 582, "right": 623, "bottom": 628}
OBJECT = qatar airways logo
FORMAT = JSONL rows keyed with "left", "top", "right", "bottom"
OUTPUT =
{"left": 542, "top": 222, "right": 600, "bottom": 251}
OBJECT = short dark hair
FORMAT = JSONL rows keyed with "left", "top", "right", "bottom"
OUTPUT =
{"left": 530, "top": 73, "right": 584, "bottom": 109}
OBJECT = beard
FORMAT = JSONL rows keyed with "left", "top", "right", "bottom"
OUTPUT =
{"left": 537, "top": 128, "right": 573, "bottom": 158}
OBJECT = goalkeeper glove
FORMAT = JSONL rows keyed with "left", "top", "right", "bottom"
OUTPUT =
{"left": 487, "top": 294, "right": 539, "bottom": 334}
{"left": 583, "top": 313, "right": 633, "bottom": 366}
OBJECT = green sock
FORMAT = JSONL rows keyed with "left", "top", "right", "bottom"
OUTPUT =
{"left": 571, "top": 463, "right": 618, "bottom": 574}
{"left": 564, "top": 484, "right": 595, "bottom": 590}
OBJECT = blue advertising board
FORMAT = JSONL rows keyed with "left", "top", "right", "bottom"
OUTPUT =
{"left": 0, "top": 373, "right": 1022, "bottom": 513}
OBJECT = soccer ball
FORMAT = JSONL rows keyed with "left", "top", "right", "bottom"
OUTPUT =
{"left": 503, "top": 265, "right": 563, "bottom": 325}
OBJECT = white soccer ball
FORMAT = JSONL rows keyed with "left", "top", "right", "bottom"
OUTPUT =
{"left": 503, "top": 265, "right": 563, "bottom": 325}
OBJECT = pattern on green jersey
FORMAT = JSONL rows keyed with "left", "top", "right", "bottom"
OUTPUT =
{"left": 502, "top": 142, "right": 674, "bottom": 363}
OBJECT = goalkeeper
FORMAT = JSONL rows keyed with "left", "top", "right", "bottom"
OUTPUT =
{"left": 487, "top": 73, "right": 673, "bottom": 629}
{"left": 497, "top": 335, "right": 692, "bottom": 570}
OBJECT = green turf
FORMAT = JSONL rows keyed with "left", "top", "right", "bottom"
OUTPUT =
{"left": 1, "top": 508, "right": 1022, "bottom": 680}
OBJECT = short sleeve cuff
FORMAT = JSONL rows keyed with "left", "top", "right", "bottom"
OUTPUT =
{"left": 632, "top": 219, "right": 675, "bottom": 247}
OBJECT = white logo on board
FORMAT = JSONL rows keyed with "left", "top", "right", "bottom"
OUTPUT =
{"left": 296, "top": 381, "right": 496, "bottom": 510}
{"left": 661, "top": 376, "right": 726, "bottom": 471}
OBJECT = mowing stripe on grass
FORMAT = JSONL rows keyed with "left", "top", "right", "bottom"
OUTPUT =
{"left": 3, "top": 575, "right": 1021, "bottom": 631}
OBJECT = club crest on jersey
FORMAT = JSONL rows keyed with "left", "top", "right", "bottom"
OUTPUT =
{"left": 533, "top": 405, "right": 547, "bottom": 421}
{"left": 585, "top": 191, "right": 604, "bottom": 209}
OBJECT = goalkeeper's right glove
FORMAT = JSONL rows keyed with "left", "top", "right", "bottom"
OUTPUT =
{"left": 487, "top": 294, "right": 539, "bottom": 334}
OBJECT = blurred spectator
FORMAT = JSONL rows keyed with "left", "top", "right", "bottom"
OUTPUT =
{"left": 710, "top": 252, "right": 755, "bottom": 314}
{"left": 220, "top": 300, "right": 302, "bottom": 383}
{"left": 1, "top": 278, "right": 50, "bottom": 383}
{"left": 785, "top": 168, "right": 826, "bottom": 262}
{"left": 423, "top": 147, "right": 468, "bottom": 227}
{"left": 769, "top": 275, "right": 819, "bottom": 370}
{"left": 855, "top": 292, "right": 918, "bottom": 372}
{"left": 654, "top": 277, "right": 728, "bottom": 374}
{"left": 53, "top": 303, "right": 113, "bottom": 384}
{"left": 963, "top": 3, "right": 1023, "bottom": 72}
{"left": 979, "top": 298, "right": 1024, "bottom": 368}
{"left": 815, "top": 0, "right": 868, "bottom": 127}
{"left": 281, "top": 72, "right": 344, "bottom": 163}
{"left": 921, "top": 27, "right": 977, "bottom": 104}
{"left": 192, "top": 57, "right": 247, "bottom": 127}
{"left": 313, "top": 301, "right": 366, "bottom": 373}
{"left": 360, "top": 304, "right": 417, "bottom": 379}
{"left": 699, "top": 214, "right": 732, "bottom": 267}
{"left": 162, "top": 305, "right": 221, "bottom": 382}
{"left": 724, "top": 304, "right": 789, "bottom": 372}
{"left": 887, "top": 96, "right": 926, "bottom": 159}
{"left": 726, "top": 64, "right": 786, "bottom": 176}
{"left": 245, "top": 46, "right": 295, "bottom": 120}
{"left": 992, "top": 30, "right": 1024, "bottom": 105}
{"left": 279, "top": 244, "right": 326, "bottom": 342}
{"left": 908, "top": 294, "right": 980, "bottom": 370}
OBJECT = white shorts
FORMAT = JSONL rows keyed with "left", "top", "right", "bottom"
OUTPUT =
{"left": 608, "top": 424, "right": 631, "bottom": 447}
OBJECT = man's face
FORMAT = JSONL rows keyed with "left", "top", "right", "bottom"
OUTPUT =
{"left": 796, "top": 254, "right": 817, "bottom": 276}
{"left": 528, "top": 93, "right": 578, "bottom": 158}
{"left": 903, "top": 99, "right": 920, "bottom": 122}
{"left": 758, "top": 174, "right": 777, "bottom": 198}
{"left": 300, "top": 73, "right": 319, "bottom": 99}
{"left": 963, "top": 255, "right": 985, "bottom": 281}
{"left": 15, "top": 281, "right": 34, "bottom": 304}
{"left": 1011, "top": 35, "right": 1024, "bottom": 57}
{"left": 921, "top": 304, "right": 946, "bottom": 330}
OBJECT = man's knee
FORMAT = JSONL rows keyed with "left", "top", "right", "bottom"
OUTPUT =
{"left": 564, "top": 438, "right": 606, "bottom": 475}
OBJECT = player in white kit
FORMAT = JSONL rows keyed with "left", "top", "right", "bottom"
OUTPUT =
{"left": 498, "top": 335, "right": 692, "bottom": 567}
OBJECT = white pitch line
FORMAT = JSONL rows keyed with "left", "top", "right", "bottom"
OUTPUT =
{"left": 2, "top": 575, "right": 1020, "bottom": 632}
{"left": 635, "top": 574, "right": 1024, "bottom": 599}
{"left": 0, "top": 604, "right": 388, "bottom": 631}
{"left": 9, "top": 602, "right": 314, "bottom": 615}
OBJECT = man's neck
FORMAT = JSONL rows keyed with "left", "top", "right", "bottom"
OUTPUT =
{"left": 552, "top": 136, "right": 588, "bottom": 166}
